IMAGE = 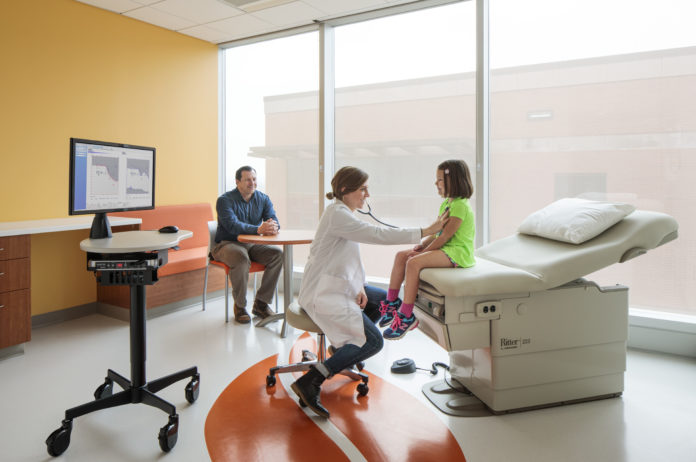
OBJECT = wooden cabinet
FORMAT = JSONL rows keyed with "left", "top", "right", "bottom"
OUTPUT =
{"left": 0, "top": 235, "right": 31, "bottom": 349}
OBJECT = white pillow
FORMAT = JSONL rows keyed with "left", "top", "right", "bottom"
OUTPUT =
{"left": 518, "top": 198, "right": 635, "bottom": 244}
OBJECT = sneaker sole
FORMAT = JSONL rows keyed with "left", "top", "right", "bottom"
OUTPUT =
{"left": 384, "top": 319, "right": 419, "bottom": 340}
{"left": 290, "top": 383, "right": 330, "bottom": 418}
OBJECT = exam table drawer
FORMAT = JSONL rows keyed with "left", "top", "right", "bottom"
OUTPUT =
{"left": 415, "top": 307, "right": 451, "bottom": 350}
{"left": 416, "top": 306, "right": 492, "bottom": 352}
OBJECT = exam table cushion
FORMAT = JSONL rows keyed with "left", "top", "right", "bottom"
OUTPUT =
{"left": 419, "top": 210, "right": 678, "bottom": 297}
{"left": 518, "top": 198, "right": 635, "bottom": 244}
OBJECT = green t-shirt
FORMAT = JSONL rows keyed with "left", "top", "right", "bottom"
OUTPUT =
{"left": 438, "top": 197, "right": 475, "bottom": 268}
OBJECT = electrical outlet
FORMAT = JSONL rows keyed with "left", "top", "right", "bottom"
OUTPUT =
{"left": 475, "top": 300, "right": 501, "bottom": 319}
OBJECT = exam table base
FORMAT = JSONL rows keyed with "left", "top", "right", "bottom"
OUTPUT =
{"left": 415, "top": 280, "right": 629, "bottom": 414}
{"left": 46, "top": 285, "right": 200, "bottom": 457}
{"left": 422, "top": 378, "right": 621, "bottom": 416}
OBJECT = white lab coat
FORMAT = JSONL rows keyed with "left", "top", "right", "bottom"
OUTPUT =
{"left": 298, "top": 201, "right": 421, "bottom": 348}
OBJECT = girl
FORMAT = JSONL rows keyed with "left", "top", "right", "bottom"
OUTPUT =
{"left": 381, "top": 159, "right": 475, "bottom": 340}
{"left": 291, "top": 166, "right": 447, "bottom": 418}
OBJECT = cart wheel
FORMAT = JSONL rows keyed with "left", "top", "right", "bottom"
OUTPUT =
{"left": 185, "top": 374, "right": 200, "bottom": 404}
{"left": 158, "top": 415, "right": 179, "bottom": 453}
{"left": 266, "top": 374, "right": 276, "bottom": 387}
{"left": 46, "top": 419, "right": 72, "bottom": 457}
{"left": 94, "top": 378, "right": 114, "bottom": 400}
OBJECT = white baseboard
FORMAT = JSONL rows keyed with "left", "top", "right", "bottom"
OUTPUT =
{"left": 628, "top": 308, "right": 696, "bottom": 358}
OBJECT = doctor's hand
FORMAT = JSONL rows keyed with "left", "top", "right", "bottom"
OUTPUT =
{"left": 356, "top": 291, "right": 368, "bottom": 309}
{"left": 257, "top": 219, "right": 279, "bottom": 235}
{"left": 420, "top": 209, "right": 449, "bottom": 237}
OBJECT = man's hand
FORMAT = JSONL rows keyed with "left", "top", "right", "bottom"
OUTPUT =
{"left": 257, "top": 219, "right": 279, "bottom": 235}
{"left": 356, "top": 290, "right": 368, "bottom": 309}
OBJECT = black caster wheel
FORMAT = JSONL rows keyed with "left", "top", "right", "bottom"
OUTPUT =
{"left": 94, "top": 378, "right": 114, "bottom": 400}
{"left": 357, "top": 382, "right": 369, "bottom": 396}
{"left": 298, "top": 398, "right": 307, "bottom": 408}
{"left": 355, "top": 361, "right": 365, "bottom": 371}
{"left": 185, "top": 374, "right": 200, "bottom": 404}
{"left": 266, "top": 374, "right": 276, "bottom": 387}
{"left": 158, "top": 414, "right": 179, "bottom": 453}
{"left": 46, "top": 419, "right": 73, "bottom": 457}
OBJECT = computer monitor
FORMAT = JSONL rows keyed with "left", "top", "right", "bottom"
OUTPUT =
{"left": 69, "top": 138, "right": 155, "bottom": 239}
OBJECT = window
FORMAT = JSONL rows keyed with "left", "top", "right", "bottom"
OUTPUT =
{"left": 224, "top": 32, "right": 319, "bottom": 267}
{"left": 222, "top": 0, "right": 696, "bottom": 318}
{"left": 490, "top": 0, "right": 696, "bottom": 316}
{"left": 334, "top": 2, "right": 476, "bottom": 278}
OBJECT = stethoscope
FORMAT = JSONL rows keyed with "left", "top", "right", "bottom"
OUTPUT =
{"left": 356, "top": 202, "right": 398, "bottom": 228}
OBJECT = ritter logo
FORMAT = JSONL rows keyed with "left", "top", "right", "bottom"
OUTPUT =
{"left": 500, "top": 337, "right": 531, "bottom": 350}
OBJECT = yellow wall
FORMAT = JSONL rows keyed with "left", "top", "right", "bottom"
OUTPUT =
{"left": 0, "top": 0, "right": 219, "bottom": 315}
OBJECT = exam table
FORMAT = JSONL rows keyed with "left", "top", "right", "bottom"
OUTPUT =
{"left": 414, "top": 209, "right": 678, "bottom": 414}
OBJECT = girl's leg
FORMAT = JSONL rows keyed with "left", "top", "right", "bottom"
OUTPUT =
{"left": 401, "top": 250, "right": 453, "bottom": 315}
{"left": 387, "top": 249, "right": 412, "bottom": 297}
{"left": 384, "top": 250, "right": 454, "bottom": 340}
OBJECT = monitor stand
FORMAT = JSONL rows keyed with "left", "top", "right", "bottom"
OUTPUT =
{"left": 89, "top": 212, "right": 112, "bottom": 239}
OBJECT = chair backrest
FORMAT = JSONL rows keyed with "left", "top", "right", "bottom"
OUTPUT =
{"left": 207, "top": 220, "right": 218, "bottom": 261}
{"left": 110, "top": 203, "right": 214, "bottom": 251}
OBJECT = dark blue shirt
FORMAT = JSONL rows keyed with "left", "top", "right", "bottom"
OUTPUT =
{"left": 215, "top": 189, "right": 279, "bottom": 242}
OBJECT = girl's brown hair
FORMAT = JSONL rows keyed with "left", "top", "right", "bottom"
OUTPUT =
{"left": 327, "top": 166, "right": 369, "bottom": 200}
{"left": 438, "top": 159, "right": 474, "bottom": 199}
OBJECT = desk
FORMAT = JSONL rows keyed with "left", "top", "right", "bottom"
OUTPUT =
{"left": 238, "top": 230, "right": 313, "bottom": 338}
{"left": 0, "top": 217, "right": 140, "bottom": 355}
{"left": 45, "top": 230, "right": 199, "bottom": 457}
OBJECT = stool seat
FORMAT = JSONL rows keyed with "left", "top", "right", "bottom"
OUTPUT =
{"left": 286, "top": 302, "right": 322, "bottom": 333}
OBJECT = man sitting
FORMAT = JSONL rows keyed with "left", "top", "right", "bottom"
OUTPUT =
{"left": 212, "top": 166, "right": 283, "bottom": 323}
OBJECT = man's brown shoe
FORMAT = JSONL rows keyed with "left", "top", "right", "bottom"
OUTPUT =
{"left": 252, "top": 300, "right": 275, "bottom": 319}
{"left": 233, "top": 304, "right": 251, "bottom": 324}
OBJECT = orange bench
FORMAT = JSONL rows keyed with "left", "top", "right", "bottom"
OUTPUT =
{"left": 98, "top": 203, "right": 226, "bottom": 311}
{"left": 110, "top": 203, "right": 212, "bottom": 277}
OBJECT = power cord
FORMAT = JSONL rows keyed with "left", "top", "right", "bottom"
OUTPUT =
{"left": 390, "top": 358, "right": 472, "bottom": 395}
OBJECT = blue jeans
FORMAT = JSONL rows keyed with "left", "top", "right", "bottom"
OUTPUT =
{"left": 323, "top": 312, "right": 384, "bottom": 377}
{"left": 363, "top": 284, "right": 387, "bottom": 324}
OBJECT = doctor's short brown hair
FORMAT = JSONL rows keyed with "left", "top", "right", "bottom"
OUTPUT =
{"left": 327, "top": 166, "right": 369, "bottom": 201}
{"left": 438, "top": 159, "right": 474, "bottom": 199}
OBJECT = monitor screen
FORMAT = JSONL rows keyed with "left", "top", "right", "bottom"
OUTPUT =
{"left": 69, "top": 138, "right": 155, "bottom": 238}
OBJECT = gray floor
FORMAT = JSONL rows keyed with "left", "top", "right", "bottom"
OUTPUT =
{"left": 2, "top": 295, "right": 696, "bottom": 462}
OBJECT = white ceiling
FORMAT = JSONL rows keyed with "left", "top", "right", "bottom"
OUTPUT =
{"left": 75, "top": 0, "right": 422, "bottom": 44}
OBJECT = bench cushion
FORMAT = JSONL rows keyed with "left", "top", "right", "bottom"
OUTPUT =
{"left": 109, "top": 203, "right": 214, "bottom": 276}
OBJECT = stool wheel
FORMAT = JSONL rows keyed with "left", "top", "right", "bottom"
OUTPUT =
{"left": 357, "top": 382, "right": 369, "bottom": 396}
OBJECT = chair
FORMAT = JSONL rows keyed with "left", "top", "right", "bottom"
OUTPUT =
{"left": 265, "top": 302, "right": 369, "bottom": 398}
{"left": 202, "top": 220, "right": 278, "bottom": 322}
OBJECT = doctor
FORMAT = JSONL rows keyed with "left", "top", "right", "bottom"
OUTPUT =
{"left": 291, "top": 166, "right": 448, "bottom": 418}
